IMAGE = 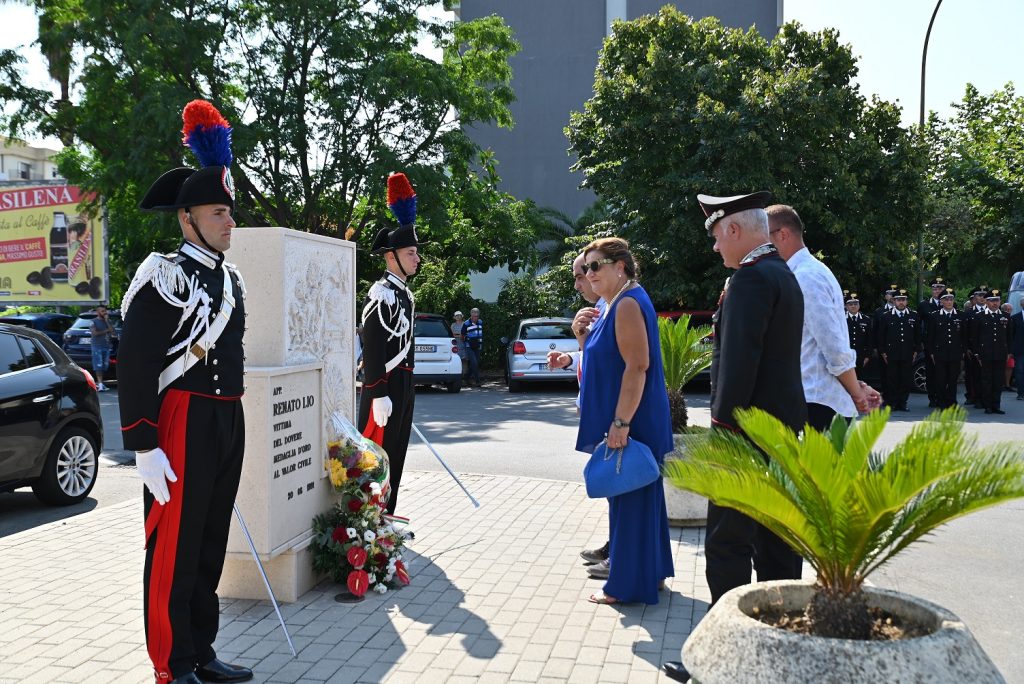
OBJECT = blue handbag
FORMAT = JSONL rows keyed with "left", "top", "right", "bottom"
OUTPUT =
{"left": 584, "top": 436, "right": 660, "bottom": 499}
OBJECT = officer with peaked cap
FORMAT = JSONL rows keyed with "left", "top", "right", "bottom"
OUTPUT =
{"left": 971, "top": 289, "right": 1014, "bottom": 414}
{"left": 845, "top": 291, "right": 873, "bottom": 380}
{"left": 663, "top": 190, "right": 807, "bottom": 684}
{"left": 118, "top": 101, "right": 252, "bottom": 683}
{"left": 873, "top": 283, "right": 899, "bottom": 322}
{"left": 875, "top": 289, "right": 920, "bottom": 411}
{"left": 925, "top": 288, "right": 965, "bottom": 408}
{"left": 963, "top": 284, "right": 989, "bottom": 405}
{"left": 357, "top": 172, "right": 423, "bottom": 515}
{"left": 918, "top": 277, "right": 947, "bottom": 406}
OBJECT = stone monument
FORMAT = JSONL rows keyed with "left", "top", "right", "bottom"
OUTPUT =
{"left": 217, "top": 227, "right": 355, "bottom": 602}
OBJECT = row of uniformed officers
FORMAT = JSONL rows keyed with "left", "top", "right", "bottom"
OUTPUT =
{"left": 843, "top": 281, "right": 1014, "bottom": 414}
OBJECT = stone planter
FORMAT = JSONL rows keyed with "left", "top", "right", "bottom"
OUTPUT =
{"left": 683, "top": 580, "right": 1004, "bottom": 684}
{"left": 664, "top": 433, "right": 708, "bottom": 527}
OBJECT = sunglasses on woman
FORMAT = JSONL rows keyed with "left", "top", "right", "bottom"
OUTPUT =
{"left": 581, "top": 258, "right": 616, "bottom": 274}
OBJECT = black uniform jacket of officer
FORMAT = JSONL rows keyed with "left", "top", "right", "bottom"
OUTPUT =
{"left": 925, "top": 309, "right": 965, "bottom": 361}
{"left": 359, "top": 272, "right": 415, "bottom": 399}
{"left": 118, "top": 243, "right": 246, "bottom": 450}
{"left": 875, "top": 310, "right": 921, "bottom": 361}
{"left": 847, "top": 313, "right": 873, "bottom": 358}
{"left": 971, "top": 309, "right": 1013, "bottom": 361}
{"left": 711, "top": 253, "right": 807, "bottom": 433}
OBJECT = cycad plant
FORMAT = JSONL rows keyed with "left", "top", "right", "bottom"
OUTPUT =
{"left": 664, "top": 406, "right": 1024, "bottom": 639}
{"left": 658, "top": 315, "right": 712, "bottom": 432}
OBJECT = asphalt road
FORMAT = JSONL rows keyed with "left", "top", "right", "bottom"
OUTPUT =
{"left": 1, "top": 379, "right": 1022, "bottom": 678}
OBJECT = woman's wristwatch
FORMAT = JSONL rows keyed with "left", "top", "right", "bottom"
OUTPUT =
{"left": 612, "top": 417, "right": 630, "bottom": 429}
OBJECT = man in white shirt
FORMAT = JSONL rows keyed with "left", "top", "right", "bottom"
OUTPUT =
{"left": 767, "top": 205, "right": 880, "bottom": 429}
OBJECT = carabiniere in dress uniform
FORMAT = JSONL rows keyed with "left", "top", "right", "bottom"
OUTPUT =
{"left": 117, "top": 100, "right": 254, "bottom": 684}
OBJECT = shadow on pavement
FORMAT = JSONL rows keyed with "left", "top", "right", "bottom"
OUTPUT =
{"left": 0, "top": 492, "right": 99, "bottom": 539}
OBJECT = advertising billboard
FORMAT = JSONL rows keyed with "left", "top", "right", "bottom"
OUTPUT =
{"left": 0, "top": 183, "right": 108, "bottom": 305}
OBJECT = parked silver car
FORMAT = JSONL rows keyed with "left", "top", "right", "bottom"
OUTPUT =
{"left": 502, "top": 317, "right": 578, "bottom": 392}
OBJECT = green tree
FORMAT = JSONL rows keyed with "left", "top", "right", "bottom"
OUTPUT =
{"left": 924, "top": 83, "right": 1024, "bottom": 288}
{"left": 3, "top": 1, "right": 540, "bottom": 303}
{"left": 665, "top": 407, "right": 1024, "bottom": 639}
{"left": 567, "top": 9, "right": 927, "bottom": 308}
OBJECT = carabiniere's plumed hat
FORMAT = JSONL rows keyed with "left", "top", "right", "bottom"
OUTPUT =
{"left": 140, "top": 100, "right": 235, "bottom": 213}
{"left": 371, "top": 173, "right": 427, "bottom": 255}
{"left": 696, "top": 191, "right": 773, "bottom": 236}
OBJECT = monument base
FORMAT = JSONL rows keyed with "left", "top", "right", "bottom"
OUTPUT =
{"left": 218, "top": 535, "right": 323, "bottom": 603}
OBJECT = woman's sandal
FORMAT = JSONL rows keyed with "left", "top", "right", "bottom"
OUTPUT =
{"left": 588, "top": 593, "right": 620, "bottom": 605}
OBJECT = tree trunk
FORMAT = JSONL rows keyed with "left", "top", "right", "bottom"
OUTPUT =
{"left": 668, "top": 386, "right": 687, "bottom": 433}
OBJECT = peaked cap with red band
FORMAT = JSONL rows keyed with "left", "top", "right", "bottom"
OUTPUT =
{"left": 140, "top": 100, "right": 236, "bottom": 212}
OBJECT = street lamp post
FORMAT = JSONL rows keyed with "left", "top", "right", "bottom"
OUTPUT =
{"left": 917, "top": 0, "right": 944, "bottom": 302}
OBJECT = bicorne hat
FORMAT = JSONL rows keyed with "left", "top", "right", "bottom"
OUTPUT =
{"left": 696, "top": 191, "right": 772, "bottom": 235}
{"left": 370, "top": 173, "right": 427, "bottom": 255}
{"left": 140, "top": 100, "right": 235, "bottom": 212}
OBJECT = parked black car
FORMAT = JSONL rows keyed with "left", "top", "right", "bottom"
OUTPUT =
{"left": 63, "top": 309, "right": 122, "bottom": 381}
{"left": 0, "top": 323, "right": 102, "bottom": 505}
{"left": 0, "top": 312, "right": 75, "bottom": 346}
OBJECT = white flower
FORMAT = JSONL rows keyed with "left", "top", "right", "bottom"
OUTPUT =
{"left": 374, "top": 583, "right": 388, "bottom": 594}
{"left": 346, "top": 527, "right": 357, "bottom": 539}
{"left": 363, "top": 530, "right": 377, "bottom": 543}
{"left": 370, "top": 482, "right": 381, "bottom": 495}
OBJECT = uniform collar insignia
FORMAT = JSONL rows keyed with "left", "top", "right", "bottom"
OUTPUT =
{"left": 180, "top": 240, "right": 219, "bottom": 269}
{"left": 385, "top": 271, "right": 408, "bottom": 291}
{"left": 739, "top": 242, "right": 777, "bottom": 266}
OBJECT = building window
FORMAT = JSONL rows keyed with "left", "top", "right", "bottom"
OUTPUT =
{"left": 18, "top": 162, "right": 31, "bottom": 180}
{"left": 51, "top": 167, "right": 59, "bottom": 178}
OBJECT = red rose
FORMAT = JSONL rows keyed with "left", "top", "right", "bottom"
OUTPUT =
{"left": 395, "top": 560, "right": 410, "bottom": 586}
{"left": 347, "top": 467, "right": 363, "bottom": 479}
{"left": 347, "top": 499, "right": 363, "bottom": 513}
{"left": 331, "top": 527, "right": 349, "bottom": 543}
{"left": 329, "top": 444, "right": 340, "bottom": 459}
{"left": 373, "top": 552, "right": 388, "bottom": 567}
{"left": 346, "top": 546, "right": 368, "bottom": 569}
{"left": 361, "top": 482, "right": 372, "bottom": 493}
{"left": 347, "top": 569, "right": 369, "bottom": 597}
{"left": 378, "top": 537, "right": 394, "bottom": 549}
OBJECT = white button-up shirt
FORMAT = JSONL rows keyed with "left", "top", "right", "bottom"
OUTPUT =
{"left": 786, "top": 247, "right": 857, "bottom": 417}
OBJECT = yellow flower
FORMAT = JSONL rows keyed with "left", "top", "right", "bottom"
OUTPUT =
{"left": 329, "top": 460, "right": 348, "bottom": 488}
{"left": 358, "top": 451, "right": 379, "bottom": 471}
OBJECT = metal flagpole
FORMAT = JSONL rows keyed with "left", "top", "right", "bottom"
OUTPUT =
{"left": 411, "top": 422, "right": 480, "bottom": 508}
{"left": 232, "top": 504, "right": 297, "bottom": 657}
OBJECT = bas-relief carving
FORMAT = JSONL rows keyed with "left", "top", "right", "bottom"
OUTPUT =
{"left": 285, "top": 243, "right": 355, "bottom": 450}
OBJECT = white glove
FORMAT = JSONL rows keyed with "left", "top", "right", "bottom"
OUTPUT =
{"left": 372, "top": 396, "right": 393, "bottom": 428}
{"left": 136, "top": 447, "right": 178, "bottom": 505}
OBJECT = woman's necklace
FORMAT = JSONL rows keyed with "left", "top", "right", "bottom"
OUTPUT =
{"left": 604, "top": 278, "right": 636, "bottom": 311}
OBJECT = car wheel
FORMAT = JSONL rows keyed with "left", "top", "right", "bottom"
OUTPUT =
{"left": 446, "top": 379, "right": 462, "bottom": 394}
{"left": 31, "top": 426, "right": 98, "bottom": 506}
{"left": 508, "top": 379, "right": 524, "bottom": 393}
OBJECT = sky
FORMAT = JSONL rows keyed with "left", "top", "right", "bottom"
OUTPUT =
{"left": 1, "top": 0, "right": 1021, "bottom": 148}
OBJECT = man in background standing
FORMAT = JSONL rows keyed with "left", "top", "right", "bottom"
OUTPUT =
{"left": 844, "top": 292, "right": 873, "bottom": 380}
{"left": 918, "top": 277, "right": 947, "bottom": 407}
{"left": 766, "top": 205, "right": 880, "bottom": 428}
{"left": 461, "top": 308, "right": 484, "bottom": 387}
{"left": 89, "top": 305, "right": 115, "bottom": 391}
{"left": 971, "top": 289, "right": 1013, "bottom": 415}
{"left": 875, "top": 290, "right": 921, "bottom": 411}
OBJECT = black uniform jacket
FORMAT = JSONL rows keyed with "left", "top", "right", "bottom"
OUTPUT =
{"left": 846, "top": 313, "right": 873, "bottom": 358}
{"left": 710, "top": 252, "right": 806, "bottom": 433}
{"left": 925, "top": 309, "right": 965, "bottom": 361}
{"left": 118, "top": 242, "right": 246, "bottom": 451}
{"left": 971, "top": 309, "right": 1013, "bottom": 361}
{"left": 875, "top": 310, "right": 920, "bottom": 361}
{"left": 360, "top": 272, "right": 415, "bottom": 400}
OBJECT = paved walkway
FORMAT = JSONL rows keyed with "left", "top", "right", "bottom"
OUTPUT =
{"left": 0, "top": 471, "right": 708, "bottom": 683}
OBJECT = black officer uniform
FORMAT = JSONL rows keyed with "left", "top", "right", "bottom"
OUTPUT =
{"left": 874, "top": 290, "right": 920, "bottom": 410}
{"left": 844, "top": 292, "right": 873, "bottom": 380}
{"left": 918, "top": 277, "right": 946, "bottom": 406}
{"left": 962, "top": 285, "right": 988, "bottom": 405}
{"left": 924, "top": 288, "right": 964, "bottom": 408}
{"left": 357, "top": 173, "right": 422, "bottom": 515}
{"left": 872, "top": 283, "right": 899, "bottom": 322}
{"left": 118, "top": 101, "right": 252, "bottom": 683}
{"left": 698, "top": 191, "right": 807, "bottom": 606}
{"left": 971, "top": 289, "right": 1014, "bottom": 414}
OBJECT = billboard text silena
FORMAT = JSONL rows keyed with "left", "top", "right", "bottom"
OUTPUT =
{"left": 0, "top": 183, "right": 107, "bottom": 305}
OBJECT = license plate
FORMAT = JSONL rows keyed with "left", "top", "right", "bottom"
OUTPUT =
{"left": 414, "top": 345, "right": 435, "bottom": 353}
{"left": 79, "top": 338, "right": 91, "bottom": 345}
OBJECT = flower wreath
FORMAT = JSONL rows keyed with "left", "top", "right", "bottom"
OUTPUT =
{"left": 311, "top": 414, "right": 412, "bottom": 598}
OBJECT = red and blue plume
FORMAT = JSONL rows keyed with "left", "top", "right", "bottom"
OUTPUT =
{"left": 181, "top": 100, "right": 233, "bottom": 168}
{"left": 386, "top": 172, "right": 417, "bottom": 226}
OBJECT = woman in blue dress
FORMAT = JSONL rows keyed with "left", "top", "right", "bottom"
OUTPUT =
{"left": 576, "top": 237, "right": 674, "bottom": 605}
